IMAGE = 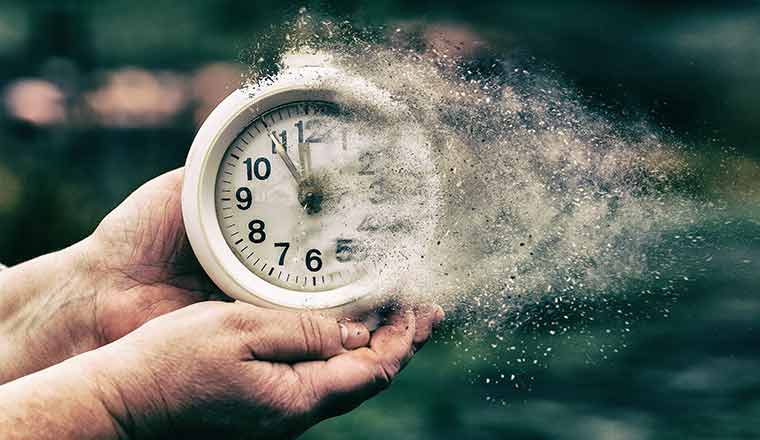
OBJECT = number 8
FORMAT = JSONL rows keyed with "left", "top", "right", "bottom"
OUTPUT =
{"left": 248, "top": 220, "right": 266, "bottom": 243}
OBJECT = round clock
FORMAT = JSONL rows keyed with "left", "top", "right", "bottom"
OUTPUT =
{"left": 182, "top": 53, "right": 440, "bottom": 320}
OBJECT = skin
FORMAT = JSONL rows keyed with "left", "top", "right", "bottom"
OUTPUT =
{"left": 0, "top": 168, "right": 444, "bottom": 438}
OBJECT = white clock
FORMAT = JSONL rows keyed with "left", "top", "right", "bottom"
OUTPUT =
{"left": 182, "top": 53, "right": 440, "bottom": 320}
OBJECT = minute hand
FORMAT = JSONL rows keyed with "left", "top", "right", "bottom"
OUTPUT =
{"left": 268, "top": 131, "right": 302, "bottom": 183}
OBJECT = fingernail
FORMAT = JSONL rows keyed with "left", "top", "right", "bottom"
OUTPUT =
{"left": 339, "top": 321, "right": 371, "bottom": 349}
{"left": 339, "top": 323, "right": 349, "bottom": 345}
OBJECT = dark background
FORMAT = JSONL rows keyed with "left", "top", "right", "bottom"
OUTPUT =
{"left": 0, "top": 1, "right": 759, "bottom": 439}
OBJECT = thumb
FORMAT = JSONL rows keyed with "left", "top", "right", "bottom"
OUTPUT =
{"left": 231, "top": 305, "right": 371, "bottom": 362}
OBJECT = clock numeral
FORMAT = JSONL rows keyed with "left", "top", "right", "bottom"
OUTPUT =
{"left": 358, "top": 151, "right": 376, "bottom": 175}
{"left": 274, "top": 242, "right": 290, "bottom": 266}
{"left": 248, "top": 220, "right": 266, "bottom": 244}
{"left": 235, "top": 187, "right": 252, "bottom": 210}
{"left": 357, "top": 215, "right": 379, "bottom": 232}
{"left": 336, "top": 239, "right": 353, "bottom": 262}
{"left": 368, "top": 179, "right": 387, "bottom": 204}
{"left": 295, "top": 120, "right": 304, "bottom": 143}
{"left": 305, "top": 249, "right": 323, "bottom": 272}
{"left": 298, "top": 118, "right": 335, "bottom": 144}
{"left": 244, "top": 157, "right": 271, "bottom": 181}
{"left": 270, "top": 130, "right": 287, "bottom": 154}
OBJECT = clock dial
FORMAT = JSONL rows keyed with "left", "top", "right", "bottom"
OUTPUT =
{"left": 215, "top": 101, "right": 375, "bottom": 292}
{"left": 184, "top": 60, "right": 443, "bottom": 312}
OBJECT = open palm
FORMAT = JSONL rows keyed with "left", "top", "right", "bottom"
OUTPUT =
{"left": 84, "top": 168, "right": 228, "bottom": 343}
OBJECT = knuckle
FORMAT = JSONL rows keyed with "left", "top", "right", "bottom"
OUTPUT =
{"left": 298, "top": 313, "right": 327, "bottom": 355}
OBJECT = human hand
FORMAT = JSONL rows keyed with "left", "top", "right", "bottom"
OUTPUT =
{"left": 0, "top": 169, "right": 224, "bottom": 382}
{"left": 81, "top": 168, "right": 227, "bottom": 342}
{"left": 0, "top": 301, "right": 444, "bottom": 439}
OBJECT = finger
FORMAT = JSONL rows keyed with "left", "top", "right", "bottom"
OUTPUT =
{"left": 412, "top": 304, "right": 445, "bottom": 351}
{"left": 338, "top": 320, "right": 373, "bottom": 350}
{"left": 231, "top": 306, "right": 370, "bottom": 362}
{"left": 289, "top": 308, "right": 418, "bottom": 419}
{"left": 371, "top": 308, "right": 417, "bottom": 371}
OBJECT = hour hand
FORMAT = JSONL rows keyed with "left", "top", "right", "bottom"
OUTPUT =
{"left": 268, "top": 131, "right": 302, "bottom": 183}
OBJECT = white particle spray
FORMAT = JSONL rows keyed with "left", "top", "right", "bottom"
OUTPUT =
{"left": 243, "top": 11, "right": 760, "bottom": 397}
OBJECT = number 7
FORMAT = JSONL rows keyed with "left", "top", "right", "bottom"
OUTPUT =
{"left": 274, "top": 242, "right": 290, "bottom": 266}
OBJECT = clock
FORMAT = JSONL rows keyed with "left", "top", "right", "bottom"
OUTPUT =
{"left": 182, "top": 53, "right": 440, "bottom": 320}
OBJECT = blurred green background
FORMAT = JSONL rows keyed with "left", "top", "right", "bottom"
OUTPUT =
{"left": 1, "top": 1, "right": 759, "bottom": 439}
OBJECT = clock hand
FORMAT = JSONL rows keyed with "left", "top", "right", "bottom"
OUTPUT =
{"left": 268, "top": 131, "right": 302, "bottom": 183}
{"left": 298, "top": 141, "right": 312, "bottom": 181}
{"left": 268, "top": 130, "right": 323, "bottom": 214}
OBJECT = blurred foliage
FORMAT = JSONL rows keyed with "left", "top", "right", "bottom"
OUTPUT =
{"left": 0, "top": 1, "right": 759, "bottom": 439}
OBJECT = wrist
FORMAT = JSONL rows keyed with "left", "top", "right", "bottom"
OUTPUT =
{"left": 0, "top": 351, "right": 126, "bottom": 440}
{"left": 78, "top": 337, "right": 174, "bottom": 439}
{"left": 0, "top": 239, "right": 101, "bottom": 383}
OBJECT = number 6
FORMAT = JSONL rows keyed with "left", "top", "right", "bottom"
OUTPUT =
{"left": 305, "top": 249, "right": 322, "bottom": 272}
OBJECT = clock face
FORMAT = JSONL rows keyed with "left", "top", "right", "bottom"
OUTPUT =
{"left": 214, "top": 100, "right": 377, "bottom": 292}
{"left": 181, "top": 64, "right": 444, "bottom": 311}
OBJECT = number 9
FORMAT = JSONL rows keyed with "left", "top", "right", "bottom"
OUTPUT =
{"left": 236, "top": 187, "right": 252, "bottom": 210}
